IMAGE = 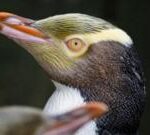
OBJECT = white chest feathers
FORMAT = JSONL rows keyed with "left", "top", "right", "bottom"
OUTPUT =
{"left": 44, "top": 82, "right": 98, "bottom": 135}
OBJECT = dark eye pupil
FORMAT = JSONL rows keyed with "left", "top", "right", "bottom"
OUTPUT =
{"left": 74, "top": 42, "right": 78, "bottom": 46}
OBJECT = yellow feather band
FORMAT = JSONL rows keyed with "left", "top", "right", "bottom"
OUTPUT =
{"left": 65, "top": 28, "right": 133, "bottom": 48}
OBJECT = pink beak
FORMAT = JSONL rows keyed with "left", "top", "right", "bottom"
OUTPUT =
{"left": 0, "top": 12, "right": 51, "bottom": 44}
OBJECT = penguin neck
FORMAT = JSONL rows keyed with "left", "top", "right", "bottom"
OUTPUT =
{"left": 43, "top": 81, "right": 86, "bottom": 115}
{"left": 43, "top": 80, "right": 141, "bottom": 135}
{"left": 44, "top": 81, "right": 98, "bottom": 135}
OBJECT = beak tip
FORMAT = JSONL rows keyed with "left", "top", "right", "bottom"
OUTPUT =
{"left": 86, "top": 102, "right": 109, "bottom": 118}
{"left": 98, "top": 102, "right": 109, "bottom": 112}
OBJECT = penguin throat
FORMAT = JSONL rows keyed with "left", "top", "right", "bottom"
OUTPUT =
{"left": 43, "top": 81, "right": 98, "bottom": 135}
{"left": 43, "top": 81, "right": 85, "bottom": 115}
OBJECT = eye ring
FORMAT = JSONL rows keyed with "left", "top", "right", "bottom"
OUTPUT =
{"left": 66, "top": 38, "right": 86, "bottom": 52}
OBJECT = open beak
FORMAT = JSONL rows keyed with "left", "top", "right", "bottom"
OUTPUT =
{"left": 43, "top": 102, "right": 108, "bottom": 135}
{"left": 0, "top": 12, "right": 50, "bottom": 44}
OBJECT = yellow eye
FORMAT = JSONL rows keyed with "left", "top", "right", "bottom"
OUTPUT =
{"left": 66, "top": 38, "right": 86, "bottom": 52}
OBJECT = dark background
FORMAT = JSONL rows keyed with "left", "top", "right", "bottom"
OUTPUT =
{"left": 0, "top": 0, "right": 149, "bottom": 134}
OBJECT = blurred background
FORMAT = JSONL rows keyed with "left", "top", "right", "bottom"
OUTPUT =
{"left": 0, "top": 0, "right": 149, "bottom": 134}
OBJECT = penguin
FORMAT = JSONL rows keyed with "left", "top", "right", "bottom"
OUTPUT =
{"left": 0, "top": 12, "right": 145, "bottom": 135}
